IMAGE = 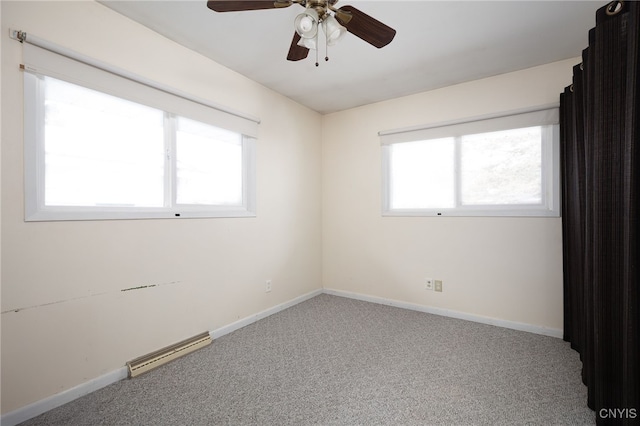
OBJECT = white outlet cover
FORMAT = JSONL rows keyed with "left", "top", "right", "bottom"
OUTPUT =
{"left": 425, "top": 278, "right": 434, "bottom": 290}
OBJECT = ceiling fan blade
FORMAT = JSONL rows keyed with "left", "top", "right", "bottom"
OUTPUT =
{"left": 287, "top": 32, "right": 309, "bottom": 61}
{"left": 336, "top": 5, "right": 396, "bottom": 48}
{"left": 207, "top": 1, "right": 290, "bottom": 12}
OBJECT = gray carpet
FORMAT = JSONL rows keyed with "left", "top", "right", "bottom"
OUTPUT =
{"left": 20, "top": 294, "right": 595, "bottom": 425}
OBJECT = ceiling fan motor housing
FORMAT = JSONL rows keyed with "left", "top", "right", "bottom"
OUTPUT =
{"left": 306, "top": 0, "right": 330, "bottom": 21}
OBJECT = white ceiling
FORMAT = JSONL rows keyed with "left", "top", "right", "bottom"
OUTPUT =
{"left": 99, "top": 1, "right": 601, "bottom": 114}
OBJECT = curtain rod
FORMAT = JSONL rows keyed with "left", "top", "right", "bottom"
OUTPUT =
{"left": 378, "top": 103, "right": 559, "bottom": 137}
{"left": 10, "top": 29, "right": 261, "bottom": 125}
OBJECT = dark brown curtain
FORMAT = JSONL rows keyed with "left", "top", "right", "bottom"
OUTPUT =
{"left": 560, "top": 1, "right": 639, "bottom": 424}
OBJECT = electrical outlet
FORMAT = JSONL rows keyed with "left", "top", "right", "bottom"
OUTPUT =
{"left": 425, "top": 278, "right": 434, "bottom": 290}
{"left": 435, "top": 280, "right": 443, "bottom": 292}
{"left": 265, "top": 280, "right": 272, "bottom": 293}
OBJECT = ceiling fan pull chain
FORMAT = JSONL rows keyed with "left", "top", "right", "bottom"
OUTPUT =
{"left": 315, "top": 33, "right": 319, "bottom": 66}
{"left": 325, "top": 30, "right": 329, "bottom": 62}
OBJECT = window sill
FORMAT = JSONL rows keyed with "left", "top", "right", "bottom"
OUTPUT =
{"left": 25, "top": 207, "right": 256, "bottom": 222}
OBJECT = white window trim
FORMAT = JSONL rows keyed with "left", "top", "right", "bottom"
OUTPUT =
{"left": 381, "top": 107, "right": 560, "bottom": 217}
{"left": 20, "top": 37, "right": 259, "bottom": 222}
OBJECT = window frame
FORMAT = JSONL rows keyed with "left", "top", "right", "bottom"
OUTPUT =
{"left": 22, "top": 45, "right": 257, "bottom": 222}
{"left": 381, "top": 109, "right": 560, "bottom": 217}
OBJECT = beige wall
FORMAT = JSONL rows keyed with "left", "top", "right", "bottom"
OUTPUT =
{"left": 322, "top": 59, "right": 576, "bottom": 332}
{"left": 1, "top": 1, "right": 322, "bottom": 414}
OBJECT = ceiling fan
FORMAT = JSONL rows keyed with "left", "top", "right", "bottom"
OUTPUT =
{"left": 206, "top": 0, "right": 396, "bottom": 64}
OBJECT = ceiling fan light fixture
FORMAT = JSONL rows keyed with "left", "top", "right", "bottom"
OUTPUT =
{"left": 294, "top": 8, "right": 319, "bottom": 39}
{"left": 297, "top": 35, "right": 317, "bottom": 50}
{"left": 322, "top": 14, "right": 347, "bottom": 46}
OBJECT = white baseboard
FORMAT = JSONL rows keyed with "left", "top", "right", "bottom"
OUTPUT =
{"left": 0, "top": 367, "right": 128, "bottom": 426}
{"left": 323, "top": 288, "right": 563, "bottom": 338}
{"left": 0, "top": 288, "right": 323, "bottom": 426}
{"left": 210, "top": 288, "right": 323, "bottom": 339}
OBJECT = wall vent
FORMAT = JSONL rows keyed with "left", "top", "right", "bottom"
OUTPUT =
{"left": 126, "top": 332, "right": 212, "bottom": 378}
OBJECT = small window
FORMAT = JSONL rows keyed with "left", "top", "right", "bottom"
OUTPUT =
{"left": 381, "top": 109, "right": 559, "bottom": 217}
{"left": 25, "top": 75, "right": 256, "bottom": 221}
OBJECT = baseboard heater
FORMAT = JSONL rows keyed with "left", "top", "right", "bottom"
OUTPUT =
{"left": 126, "top": 331, "right": 212, "bottom": 378}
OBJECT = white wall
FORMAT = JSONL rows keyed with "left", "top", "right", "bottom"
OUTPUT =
{"left": 322, "top": 59, "right": 576, "bottom": 332}
{"left": 1, "top": 1, "right": 322, "bottom": 414}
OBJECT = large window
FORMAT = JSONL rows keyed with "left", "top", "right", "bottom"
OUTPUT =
{"left": 381, "top": 108, "right": 559, "bottom": 217}
{"left": 23, "top": 43, "right": 257, "bottom": 221}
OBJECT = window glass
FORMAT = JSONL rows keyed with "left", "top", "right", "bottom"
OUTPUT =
{"left": 460, "top": 126, "right": 542, "bottom": 205}
{"left": 389, "top": 138, "right": 455, "bottom": 209}
{"left": 44, "top": 76, "right": 164, "bottom": 207}
{"left": 176, "top": 117, "right": 243, "bottom": 206}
